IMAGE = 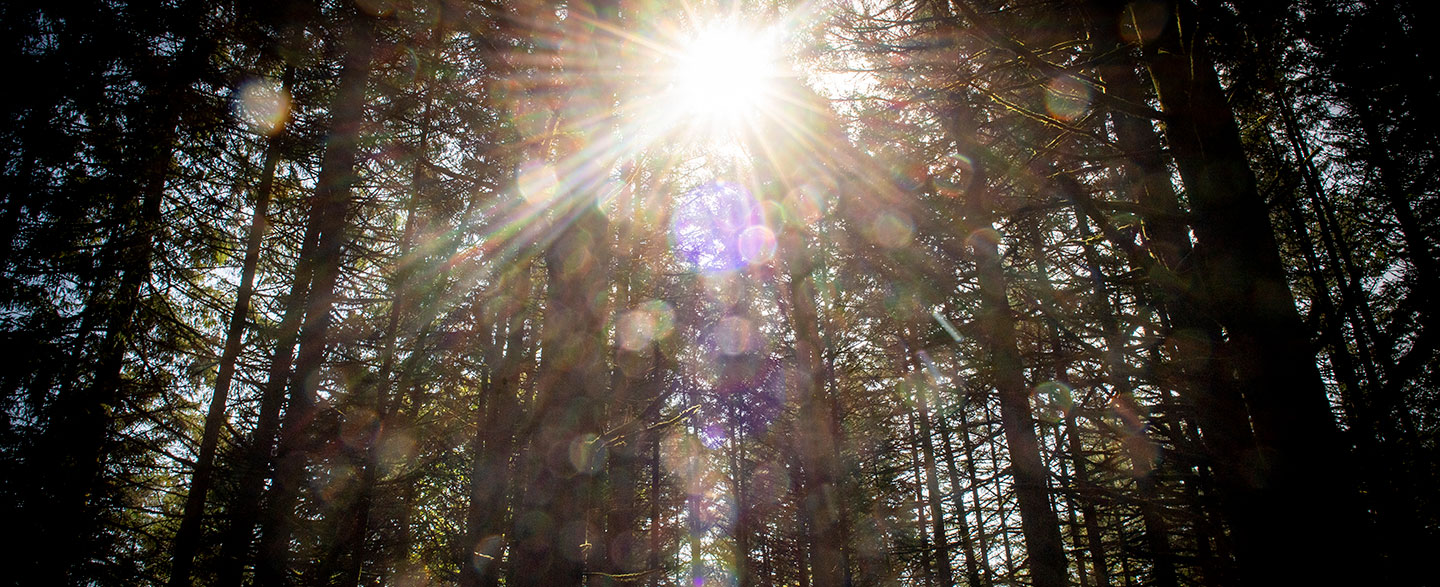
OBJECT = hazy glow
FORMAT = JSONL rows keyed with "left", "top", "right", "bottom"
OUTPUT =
{"left": 1044, "top": 75, "right": 1092, "bottom": 122}
{"left": 617, "top": 300, "right": 676, "bottom": 352}
{"left": 235, "top": 78, "right": 290, "bottom": 136}
{"left": 515, "top": 161, "right": 559, "bottom": 203}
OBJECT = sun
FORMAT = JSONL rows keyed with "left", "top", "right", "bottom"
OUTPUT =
{"left": 669, "top": 23, "right": 779, "bottom": 130}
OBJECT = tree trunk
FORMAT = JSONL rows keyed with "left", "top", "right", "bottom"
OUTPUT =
{"left": 959, "top": 401, "right": 995, "bottom": 587}
{"left": 909, "top": 415, "right": 934, "bottom": 587}
{"left": 507, "top": 134, "right": 613, "bottom": 587}
{"left": 169, "top": 65, "right": 294, "bottom": 586}
{"left": 461, "top": 269, "right": 531, "bottom": 587}
{"left": 939, "top": 92, "right": 1069, "bottom": 587}
{"left": 506, "top": 3, "right": 618, "bottom": 583}
{"left": 31, "top": 1, "right": 215, "bottom": 580}
{"left": 252, "top": 13, "right": 376, "bottom": 584}
{"left": 215, "top": 181, "right": 322, "bottom": 587}
{"left": 779, "top": 205, "right": 849, "bottom": 587}
{"left": 648, "top": 415, "right": 663, "bottom": 587}
{"left": 938, "top": 415, "right": 983, "bottom": 587}
{"left": 1142, "top": 1, "right": 1368, "bottom": 583}
{"left": 1074, "top": 211, "right": 1177, "bottom": 587}
{"left": 328, "top": 37, "right": 443, "bottom": 580}
{"left": 910, "top": 353, "right": 954, "bottom": 587}
{"left": 727, "top": 398, "right": 754, "bottom": 587}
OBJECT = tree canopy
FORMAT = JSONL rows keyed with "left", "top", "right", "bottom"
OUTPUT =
{"left": 1, "top": 0, "right": 1435, "bottom": 585}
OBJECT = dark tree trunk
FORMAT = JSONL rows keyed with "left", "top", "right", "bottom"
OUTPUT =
{"left": 910, "top": 353, "right": 954, "bottom": 587}
{"left": 252, "top": 13, "right": 376, "bottom": 584}
{"left": 168, "top": 65, "right": 293, "bottom": 587}
{"left": 506, "top": 3, "right": 618, "bottom": 583}
{"left": 461, "top": 270, "right": 530, "bottom": 587}
{"left": 507, "top": 139, "right": 613, "bottom": 587}
{"left": 726, "top": 398, "right": 754, "bottom": 587}
{"left": 776, "top": 183, "right": 849, "bottom": 587}
{"left": 1074, "top": 211, "right": 1177, "bottom": 587}
{"left": 648, "top": 416, "right": 663, "bottom": 587}
{"left": 909, "top": 415, "right": 933, "bottom": 587}
{"left": 938, "top": 92, "right": 1069, "bottom": 587}
{"left": 29, "top": 1, "right": 215, "bottom": 580}
{"left": 1142, "top": 1, "right": 1369, "bottom": 583}
{"left": 216, "top": 185, "right": 321, "bottom": 587}
{"left": 327, "top": 33, "right": 444, "bottom": 579}
{"left": 739, "top": 79, "right": 852, "bottom": 587}
{"left": 938, "top": 415, "right": 983, "bottom": 587}
{"left": 959, "top": 402, "right": 995, "bottom": 587}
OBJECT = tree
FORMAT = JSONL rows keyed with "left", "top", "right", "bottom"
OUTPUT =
{"left": 3, "top": 0, "right": 1435, "bottom": 585}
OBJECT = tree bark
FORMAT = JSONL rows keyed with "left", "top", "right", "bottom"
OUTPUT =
{"left": 909, "top": 352, "right": 954, "bottom": 587}
{"left": 461, "top": 268, "right": 531, "bottom": 587}
{"left": 168, "top": 65, "right": 294, "bottom": 586}
{"left": 1142, "top": 1, "right": 1368, "bottom": 583}
{"left": 252, "top": 13, "right": 376, "bottom": 584}
{"left": 1073, "top": 211, "right": 1177, "bottom": 587}
{"left": 938, "top": 92, "right": 1069, "bottom": 587}
{"left": 938, "top": 415, "right": 983, "bottom": 587}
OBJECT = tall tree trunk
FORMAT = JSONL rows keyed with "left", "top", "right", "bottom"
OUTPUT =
{"left": 938, "top": 92, "right": 1069, "bottom": 587}
{"left": 1075, "top": 2, "right": 1310, "bottom": 584}
{"left": 169, "top": 65, "right": 294, "bottom": 586}
{"left": 461, "top": 268, "right": 531, "bottom": 587}
{"left": 1274, "top": 29, "right": 1424, "bottom": 582}
{"left": 507, "top": 3, "right": 618, "bottom": 583}
{"left": 738, "top": 80, "right": 855, "bottom": 587}
{"left": 909, "top": 415, "right": 934, "bottom": 587}
{"left": 648, "top": 415, "right": 663, "bottom": 587}
{"left": 1142, "top": 1, "right": 1368, "bottom": 583}
{"left": 30, "top": 1, "right": 215, "bottom": 580}
{"left": 1074, "top": 211, "right": 1177, "bottom": 587}
{"left": 252, "top": 13, "right": 376, "bottom": 584}
{"left": 1027, "top": 217, "right": 1112, "bottom": 587}
{"left": 1064, "top": 417, "right": 1110, "bottom": 587}
{"left": 959, "top": 401, "right": 995, "bottom": 587}
{"left": 327, "top": 37, "right": 444, "bottom": 580}
{"left": 938, "top": 415, "right": 983, "bottom": 587}
{"left": 506, "top": 120, "right": 614, "bottom": 587}
{"left": 593, "top": 230, "right": 645, "bottom": 587}
{"left": 778, "top": 205, "right": 849, "bottom": 587}
{"left": 788, "top": 434, "right": 812, "bottom": 587}
{"left": 726, "top": 398, "right": 754, "bottom": 587}
{"left": 216, "top": 177, "right": 323, "bottom": 587}
{"left": 909, "top": 351, "right": 954, "bottom": 587}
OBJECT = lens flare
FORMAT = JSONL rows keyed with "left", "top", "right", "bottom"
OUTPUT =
{"left": 737, "top": 225, "right": 777, "bottom": 264}
{"left": 1120, "top": 0, "right": 1170, "bottom": 45}
{"left": 701, "top": 423, "right": 728, "bottom": 449}
{"left": 235, "top": 78, "right": 290, "bottom": 136}
{"left": 569, "top": 433, "right": 606, "bottom": 474}
{"left": 617, "top": 300, "right": 676, "bottom": 352}
{"left": 517, "top": 161, "right": 560, "bottom": 203}
{"left": 867, "top": 211, "right": 915, "bottom": 248}
{"left": 783, "top": 183, "right": 829, "bottom": 225}
{"left": 1032, "top": 381, "right": 1075, "bottom": 422}
{"left": 671, "top": 182, "right": 774, "bottom": 272}
{"left": 1045, "top": 75, "right": 1092, "bottom": 122}
{"left": 714, "top": 316, "right": 756, "bottom": 356}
